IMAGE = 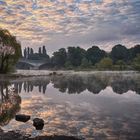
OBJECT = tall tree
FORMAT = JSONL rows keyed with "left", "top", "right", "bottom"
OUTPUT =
{"left": 133, "top": 54, "right": 140, "bottom": 71}
{"left": 38, "top": 47, "right": 42, "bottom": 54}
{"left": 0, "top": 28, "right": 21, "bottom": 73}
{"left": 27, "top": 47, "right": 30, "bottom": 58}
{"left": 129, "top": 45, "right": 140, "bottom": 60}
{"left": 52, "top": 48, "right": 67, "bottom": 67}
{"left": 24, "top": 48, "right": 27, "bottom": 58}
{"left": 30, "top": 48, "right": 34, "bottom": 55}
{"left": 42, "top": 46, "right": 46, "bottom": 55}
{"left": 67, "top": 47, "right": 86, "bottom": 67}
{"left": 86, "top": 46, "right": 106, "bottom": 65}
{"left": 110, "top": 44, "right": 129, "bottom": 63}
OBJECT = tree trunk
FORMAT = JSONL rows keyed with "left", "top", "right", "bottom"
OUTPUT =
{"left": 4, "top": 56, "right": 9, "bottom": 72}
{"left": 0, "top": 55, "right": 5, "bottom": 73}
{"left": 0, "top": 55, "right": 9, "bottom": 73}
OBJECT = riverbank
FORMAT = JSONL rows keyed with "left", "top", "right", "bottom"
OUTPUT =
{"left": 0, "top": 130, "right": 81, "bottom": 140}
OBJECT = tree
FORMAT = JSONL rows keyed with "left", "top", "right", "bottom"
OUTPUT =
{"left": 64, "top": 61, "right": 73, "bottom": 69}
{"left": 110, "top": 44, "right": 129, "bottom": 63}
{"left": 52, "top": 48, "right": 67, "bottom": 67}
{"left": 129, "top": 45, "right": 140, "bottom": 61}
{"left": 38, "top": 47, "right": 42, "bottom": 54}
{"left": 24, "top": 48, "right": 27, "bottom": 58}
{"left": 27, "top": 47, "right": 30, "bottom": 58}
{"left": 96, "top": 57, "right": 113, "bottom": 70}
{"left": 116, "top": 60, "right": 126, "bottom": 70}
{"left": 0, "top": 29, "right": 21, "bottom": 73}
{"left": 133, "top": 54, "right": 140, "bottom": 71}
{"left": 86, "top": 46, "right": 106, "bottom": 65}
{"left": 67, "top": 47, "right": 86, "bottom": 67}
{"left": 30, "top": 48, "right": 34, "bottom": 55}
{"left": 42, "top": 46, "right": 46, "bottom": 55}
{"left": 80, "top": 57, "right": 92, "bottom": 68}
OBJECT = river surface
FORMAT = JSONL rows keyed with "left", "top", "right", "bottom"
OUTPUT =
{"left": 0, "top": 71, "right": 140, "bottom": 140}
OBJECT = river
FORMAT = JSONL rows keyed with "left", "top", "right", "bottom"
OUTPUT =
{"left": 0, "top": 71, "right": 140, "bottom": 140}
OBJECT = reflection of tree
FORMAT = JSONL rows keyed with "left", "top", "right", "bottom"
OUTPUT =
{"left": 52, "top": 76, "right": 87, "bottom": 94}
{"left": 68, "top": 76, "right": 86, "bottom": 94}
{"left": 13, "top": 79, "right": 50, "bottom": 94}
{"left": 0, "top": 81, "right": 21, "bottom": 126}
{"left": 51, "top": 74, "right": 140, "bottom": 95}
{"left": 86, "top": 75, "right": 108, "bottom": 94}
{"left": 8, "top": 75, "right": 140, "bottom": 95}
{"left": 111, "top": 76, "right": 140, "bottom": 94}
{"left": 51, "top": 76, "right": 67, "bottom": 93}
{"left": 52, "top": 75, "right": 108, "bottom": 94}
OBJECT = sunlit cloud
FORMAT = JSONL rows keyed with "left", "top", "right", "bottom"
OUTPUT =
{"left": 0, "top": 0, "right": 139, "bottom": 53}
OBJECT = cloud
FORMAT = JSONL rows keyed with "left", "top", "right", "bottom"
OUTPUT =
{"left": 0, "top": 0, "right": 139, "bottom": 54}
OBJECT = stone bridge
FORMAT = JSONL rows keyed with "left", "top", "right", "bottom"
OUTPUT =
{"left": 16, "top": 58, "right": 51, "bottom": 70}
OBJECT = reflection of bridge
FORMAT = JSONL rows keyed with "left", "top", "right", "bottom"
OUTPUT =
{"left": 17, "top": 58, "right": 51, "bottom": 70}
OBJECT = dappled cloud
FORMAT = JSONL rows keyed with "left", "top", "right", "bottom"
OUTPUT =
{"left": 0, "top": 0, "right": 139, "bottom": 52}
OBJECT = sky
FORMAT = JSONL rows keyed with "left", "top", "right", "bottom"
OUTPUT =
{"left": 0, "top": 0, "right": 140, "bottom": 54}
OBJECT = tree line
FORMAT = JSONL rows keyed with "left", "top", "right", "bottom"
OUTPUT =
{"left": 22, "top": 44, "right": 140, "bottom": 71}
{"left": 23, "top": 46, "right": 49, "bottom": 60}
{"left": 0, "top": 28, "right": 140, "bottom": 73}
{"left": 36, "top": 44, "right": 140, "bottom": 71}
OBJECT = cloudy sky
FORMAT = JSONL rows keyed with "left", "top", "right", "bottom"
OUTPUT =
{"left": 0, "top": 0, "right": 140, "bottom": 54}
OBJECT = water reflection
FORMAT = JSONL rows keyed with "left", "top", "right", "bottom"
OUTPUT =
{"left": 11, "top": 74, "right": 140, "bottom": 95}
{"left": 0, "top": 73, "right": 140, "bottom": 139}
{"left": 0, "top": 81, "right": 21, "bottom": 126}
{"left": 14, "top": 79, "right": 50, "bottom": 94}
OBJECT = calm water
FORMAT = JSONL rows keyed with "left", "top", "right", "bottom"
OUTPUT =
{"left": 0, "top": 72, "right": 140, "bottom": 140}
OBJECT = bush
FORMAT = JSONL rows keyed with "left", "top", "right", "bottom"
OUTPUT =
{"left": 96, "top": 57, "right": 113, "bottom": 70}
{"left": 133, "top": 54, "right": 140, "bottom": 71}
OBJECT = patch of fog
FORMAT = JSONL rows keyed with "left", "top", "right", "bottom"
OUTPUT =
{"left": 15, "top": 70, "right": 139, "bottom": 77}
{"left": 15, "top": 70, "right": 74, "bottom": 76}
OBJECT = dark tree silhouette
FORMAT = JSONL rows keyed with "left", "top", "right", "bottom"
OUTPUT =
{"left": 52, "top": 48, "right": 67, "bottom": 67}
{"left": 110, "top": 44, "right": 129, "bottom": 63}
{"left": 86, "top": 46, "right": 106, "bottom": 65}
{"left": 42, "top": 46, "right": 47, "bottom": 55}
{"left": 67, "top": 47, "right": 86, "bottom": 67}
{"left": 0, "top": 29, "right": 21, "bottom": 73}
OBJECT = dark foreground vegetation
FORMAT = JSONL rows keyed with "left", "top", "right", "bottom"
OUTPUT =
{"left": 0, "top": 29, "right": 22, "bottom": 73}
{"left": 0, "top": 130, "right": 80, "bottom": 140}
{"left": 22, "top": 44, "right": 140, "bottom": 71}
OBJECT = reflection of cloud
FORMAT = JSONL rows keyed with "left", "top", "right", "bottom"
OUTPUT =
{"left": 0, "top": 0, "right": 139, "bottom": 53}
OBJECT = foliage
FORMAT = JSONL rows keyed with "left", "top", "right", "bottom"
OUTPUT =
{"left": 115, "top": 60, "right": 126, "bottom": 70}
{"left": 80, "top": 57, "right": 92, "bottom": 68}
{"left": 133, "top": 54, "right": 140, "bottom": 71}
{"left": 64, "top": 61, "right": 73, "bottom": 69}
{"left": 86, "top": 46, "right": 106, "bottom": 65}
{"left": 19, "top": 43, "right": 140, "bottom": 71}
{"left": 96, "top": 57, "right": 113, "bottom": 70}
{"left": 0, "top": 82, "right": 21, "bottom": 125}
{"left": 52, "top": 48, "right": 67, "bottom": 67}
{"left": 110, "top": 44, "right": 129, "bottom": 63}
{"left": 0, "top": 28, "right": 21, "bottom": 73}
{"left": 129, "top": 45, "right": 140, "bottom": 60}
{"left": 67, "top": 47, "right": 86, "bottom": 67}
{"left": 24, "top": 46, "right": 49, "bottom": 60}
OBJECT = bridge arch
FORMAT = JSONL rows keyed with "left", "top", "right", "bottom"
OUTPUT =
{"left": 16, "top": 62, "right": 34, "bottom": 70}
{"left": 39, "top": 62, "right": 53, "bottom": 69}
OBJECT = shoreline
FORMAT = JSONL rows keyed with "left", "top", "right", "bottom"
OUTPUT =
{"left": 0, "top": 70, "right": 139, "bottom": 81}
{"left": 0, "top": 130, "right": 81, "bottom": 140}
